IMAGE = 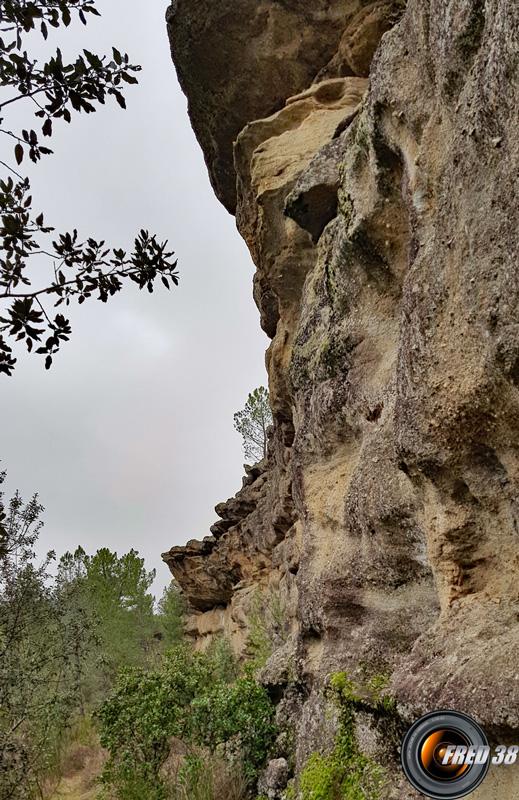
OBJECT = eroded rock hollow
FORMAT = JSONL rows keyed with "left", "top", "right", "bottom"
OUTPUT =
{"left": 163, "top": 1, "right": 519, "bottom": 796}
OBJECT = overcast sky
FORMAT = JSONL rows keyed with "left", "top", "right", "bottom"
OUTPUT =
{"left": 0, "top": 1, "right": 268, "bottom": 595}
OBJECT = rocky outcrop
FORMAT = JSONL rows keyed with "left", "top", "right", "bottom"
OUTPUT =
{"left": 162, "top": 425, "right": 298, "bottom": 654}
{"left": 166, "top": 0, "right": 405, "bottom": 212}
{"left": 165, "top": 1, "right": 519, "bottom": 796}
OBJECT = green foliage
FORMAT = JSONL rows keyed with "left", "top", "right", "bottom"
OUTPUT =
{"left": 0, "top": 474, "right": 95, "bottom": 800}
{"left": 174, "top": 753, "right": 248, "bottom": 800}
{"left": 157, "top": 582, "right": 186, "bottom": 647}
{"left": 98, "top": 644, "right": 276, "bottom": 798}
{"left": 191, "top": 668, "right": 276, "bottom": 782}
{"left": 57, "top": 544, "right": 161, "bottom": 704}
{"left": 0, "top": 470, "right": 188, "bottom": 799}
{"left": 0, "top": 0, "right": 179, "bottom": 376}
{"left": 299, "top": 673, "right": 388, "bottom": 800}
{"left": 246, "top": 591, "right": 274, "bottom": 669}
{"left": 246, "top": 588, "right": 289, "bottom": 670}
{"left": 205, "top": 635, "right": 239, "bottom": 683}
{"left": 2, "top": 471, "right": 276, "bottom": 800}
{"left": 98, "top": 645, "right": 211, "bottom": 772}
{"left": 328, "top": 672, "right": 360, "bottom": 702}
{"left": 233, "top": 386, "right": 272, "bottom": 463}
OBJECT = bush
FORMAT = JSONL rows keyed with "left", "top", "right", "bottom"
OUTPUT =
{"left": 98, "top": 644, "right": 277, "bottom": 799}
{"left": 0, "top": 483, "right": 96, "bottom": 800}
{"left": 191, "top": 668, "right": 277, "bottom": 781}
{"left": 246, "top": 588, "right": 289, "bottom": 669}
{"left": 299, "top": 674, "right": 388, "bottom": 800}
{"left": 97, "top": 645, "right": 212, "bottom": 795}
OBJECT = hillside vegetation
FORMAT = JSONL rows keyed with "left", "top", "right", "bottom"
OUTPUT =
{"left": 0, "top": 478, "right": 274, "bottom": 800}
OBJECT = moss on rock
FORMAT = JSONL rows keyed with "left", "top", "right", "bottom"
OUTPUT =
{"left": 298, "top": 672, "right": 392, "bottom": 800}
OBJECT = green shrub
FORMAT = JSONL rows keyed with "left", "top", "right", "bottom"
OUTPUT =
{"left": 246, "top": 591, "right": 274, "bottom": 669}
{"left": 98, "top": 643, "right": 276, "bottom": 798}
{"left": 246, "top": 588, "right": 289, "bottom": 669}
{"left": 299, "top": 673, "right": 388, "bottom": 800}
{"left": 191, "top": 667, "right": 277, "bottom": 781}
{"left": 283, "top": 784, "right": 296, "bottom": 800}
{"left": 205, "top": 635, "right": 239, "bottom": 683}
{"left": 97, "top": 644, "right": 216, "bottom": 795}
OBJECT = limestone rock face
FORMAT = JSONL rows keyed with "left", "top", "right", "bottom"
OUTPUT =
{"left": 167, "top": 0, "right": 402, "bottom": 212}
{"left": 363, "top": 0, "right": 519, "bottom": 735}
{"left": 165, "top": 0, "right": 519, "bottom": 796}
{"left": 235, "top": 76, "right": 368, "bottom": 419}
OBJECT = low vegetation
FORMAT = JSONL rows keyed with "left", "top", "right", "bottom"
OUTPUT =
{"left": 1, "top": 472, "right": 397, "bottom": 800}
{"left": 0, "top": 473, "right": 276, "bottom": 800}
{"left": 98, "top": 643, "right": 276, "bottom": 799}
{"left": 245, "top": 587, "right": 289, "bottom": 669}
{"left": 299, "top": 673, "right": 390, "bottom": 800}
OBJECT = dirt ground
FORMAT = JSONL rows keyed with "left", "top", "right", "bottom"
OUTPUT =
{"left": 48, "top": 744, "right": 105, "bottom": 800}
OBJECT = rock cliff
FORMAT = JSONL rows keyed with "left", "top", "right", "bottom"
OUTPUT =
{"left": 163, "top": 1, "right": 519, "bottom": 797}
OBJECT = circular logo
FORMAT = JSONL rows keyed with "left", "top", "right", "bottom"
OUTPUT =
{"left": 401, "top": 710, "right": 490, "bottom": 798}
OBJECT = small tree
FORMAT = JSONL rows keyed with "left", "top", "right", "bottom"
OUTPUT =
{"left": 233, "top": 386, "right": 272, "bottom": 464}
{"left": 0, "top": 473, "right": 94, "bottom": 800}
{"left": 157, "top": 581, "right": 185, "bottom": 646}
{"left": 0, "top": 0, "right": 179, "bottom": 376}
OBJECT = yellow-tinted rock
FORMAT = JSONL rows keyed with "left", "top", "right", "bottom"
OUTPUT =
{"left": 166, "top": 0, "right": 519, "bottom": 793}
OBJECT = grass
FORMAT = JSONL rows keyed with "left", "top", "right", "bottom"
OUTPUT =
{"left": 48, "top": 775, "right": 99, "bottom": 800}
{"left": 47, "top": 735, "right": 105, "bottom": 800}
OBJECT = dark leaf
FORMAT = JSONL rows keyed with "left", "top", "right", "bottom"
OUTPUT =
{"left": 121, "top": 73, "right": 138, "bottom": 85}
{"left": 113, "top": 90, "right": 126, "bottom": 109}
